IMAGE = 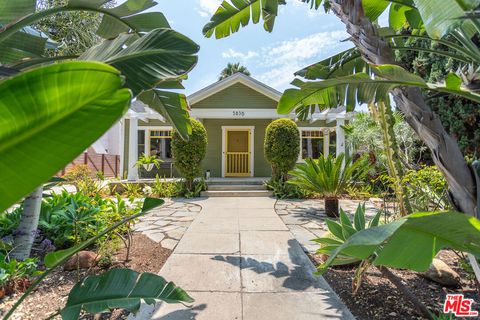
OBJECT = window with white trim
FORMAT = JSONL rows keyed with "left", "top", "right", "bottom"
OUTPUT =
{"left": 299, "top": 128, "right": 337, "bottom": 160}
{"left": 300, "top": 130, "right": 325, "bottom": 159}
{"left": 149, "top": 129, "right": 173, "bottom": 160}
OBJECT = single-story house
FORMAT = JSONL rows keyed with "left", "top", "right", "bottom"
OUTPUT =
{"left": 120, "top": 73, "right": 353, "bottom": 180}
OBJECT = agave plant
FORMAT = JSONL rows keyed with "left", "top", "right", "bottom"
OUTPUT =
{"left": 288, "top": 153, "right": 370, "bottom": 217}
{"left": 314, "top": 203, "right": 381, "bottom": 266}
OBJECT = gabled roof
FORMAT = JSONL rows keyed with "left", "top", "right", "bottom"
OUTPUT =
{"left": 187, "top": 73, "right": 282, "bottom": 105}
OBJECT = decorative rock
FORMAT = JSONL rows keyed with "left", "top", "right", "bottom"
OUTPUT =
{"left": 64, "top": 251, "right": 100, "bottom": 271}
{"left": 422, "top": 258, "right": 461, "bottom": 287}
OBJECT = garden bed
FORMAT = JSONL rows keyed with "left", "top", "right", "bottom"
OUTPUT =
{"left": 0, "top": 233, "right": 171, "bottom": 319}
{"left": 311, "top": 250, "right": 479, "bottom": 319}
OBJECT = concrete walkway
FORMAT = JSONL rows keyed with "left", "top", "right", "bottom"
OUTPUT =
{"left": 150, "top": 197, "right": 354, "bottom": 320}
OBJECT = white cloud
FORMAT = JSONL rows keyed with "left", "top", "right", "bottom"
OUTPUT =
{"left": 197, "top": 0, "right": 222, "bottom": 17}
{"left": 225, "top": 30, "right": 349, "bottom": 89}
{"left": 222, "top": 48, "right": 259, "bottom": 60}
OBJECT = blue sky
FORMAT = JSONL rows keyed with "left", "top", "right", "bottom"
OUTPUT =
{"left": 150, "top": 0, "right": 356, "bottom": 95}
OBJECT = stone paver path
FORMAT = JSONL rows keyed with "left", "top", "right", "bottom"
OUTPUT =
{"left": 133, "top": 199, "right": 202, "bottom": 250}
{"left": 147, "top": 197, "right": 354, "bottom": 320}
{"left": 276, "top": 199, "right": 378, "bottom": 253}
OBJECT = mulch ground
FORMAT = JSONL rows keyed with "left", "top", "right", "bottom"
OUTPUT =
{"left": 0, "top": 233, "right": 171, "bottom": 320}
{"left": 311, "top": 250, "right": 479, "bottom": 319}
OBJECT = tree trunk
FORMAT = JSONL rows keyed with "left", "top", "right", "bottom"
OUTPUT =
{"left": 11, "top": 187, "right": 43, "bottom": 260}
{"left": 329, "top": 0, "right": 477, "bottom": 217}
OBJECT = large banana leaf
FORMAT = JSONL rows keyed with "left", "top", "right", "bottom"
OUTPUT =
{"left": 203, "top": 0, "right": 286, "bottom": 39}
{"left": 278, "top": 64, "right": 480, "bottom": 114}
{"left": 138, "top": 90, "right": 192, "bottom": 139}
{"left": 79, "top": 28, "right": 199, "bottom": 96}
{"left": 94, "top": 0, "right": 167, "bottom": 38}
{"left": 318, "top": 211, "right": 480, "bottom": 273}
{"left": 4, "top": 198, "right": 165, "bottom": 320}
{"left": 0, "top": 62, "right": 131, "bottom": 212}
{"left": 0, "top": 0, "right": 163, "bottom": 45}
{"left": 60, "top": 269, "right": 193, "bottom": 320}
{"left": 0, "top": 0, "right": 36, "bottom": 24}
{"left": 413, "top": 0, "right": 480, "bottom": 38}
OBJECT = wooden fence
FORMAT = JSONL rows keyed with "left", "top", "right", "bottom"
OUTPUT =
{"left": 60, "top": 152, "right": 120, "bottom": 177}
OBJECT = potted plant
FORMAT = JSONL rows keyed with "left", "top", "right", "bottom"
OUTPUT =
{"left": 135, "top": 154, "right": 161, "bottom": 172}
{"left": 287, "top": 153, "right": 369, "bottom": 217}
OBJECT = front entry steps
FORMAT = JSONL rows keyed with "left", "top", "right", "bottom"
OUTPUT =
{"left": 201, "top": 178, "right": 273, "bottom": 197}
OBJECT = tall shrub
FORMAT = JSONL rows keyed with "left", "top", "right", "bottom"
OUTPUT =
{"left": 264, "top": 118, "right": 300, "bottom": 181}
{"left": 172, "top": 119, "right": 207, "bottom": 190}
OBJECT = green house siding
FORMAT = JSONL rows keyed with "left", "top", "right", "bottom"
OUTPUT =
{"left": 191, "top": 83, "right": 277, "bottom": 109}
{"left": 200, "top": 119, "right": 273, "bottom": 177}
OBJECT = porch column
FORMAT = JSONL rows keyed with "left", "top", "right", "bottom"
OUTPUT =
{"left": 127, "top": 117, "right": 139, "bottom": 180}
{"left": 336, "top": 118, "right": 346, "bottom": 157}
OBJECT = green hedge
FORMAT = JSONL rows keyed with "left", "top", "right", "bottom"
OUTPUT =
{"left": 264, "top": 118, "right": 299, "bottom": 181}
{"left": 172, "top": 119, "right": 207, "bottom": 190}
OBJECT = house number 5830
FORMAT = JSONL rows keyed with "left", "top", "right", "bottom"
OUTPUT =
{"left": 233, "top": 111, "right": 245, "bottom": 117}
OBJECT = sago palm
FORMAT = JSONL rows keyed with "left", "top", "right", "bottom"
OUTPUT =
{"left": 288, "top": 153, "right": 369, "bottom": 217}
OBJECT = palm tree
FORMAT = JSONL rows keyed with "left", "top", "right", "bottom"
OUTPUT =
{"left": 219, "top": 62, "right": 251, "bottom": 80}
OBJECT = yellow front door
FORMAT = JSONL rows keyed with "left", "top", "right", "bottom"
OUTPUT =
{"left": 225, "top": 129, "right": 251, "bottom": 177}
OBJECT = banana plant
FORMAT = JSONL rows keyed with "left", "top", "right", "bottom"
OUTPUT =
{"left": 203, "top": 0, "right": 480, "bottom": 282}
{"left": 0, "top": 0, "right": 199, "bottom": 139}
{"left": 2, "top": 198, "right": 195, "bottom": 320}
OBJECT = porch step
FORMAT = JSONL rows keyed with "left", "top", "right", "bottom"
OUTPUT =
{"left": 206, "top": 178, "right": 267, "bottom": 185}
{"left": 200, "top": 190, "right": 273, "bottom": 197}
{"left": 207, "top": 184, "right": 266, "bottom": 191}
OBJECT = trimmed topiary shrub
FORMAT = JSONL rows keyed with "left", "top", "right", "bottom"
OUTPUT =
{"left": 264, "top": 118, "right": 300, "bottom": 181}
{"left": 172, "top": 119, "right": 207, "bottom": 190}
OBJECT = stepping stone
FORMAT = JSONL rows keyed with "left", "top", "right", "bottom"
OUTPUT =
{"left": 161, "top": 239, "right": 179, "bottom": 250}
{"left": 145, "top": 232, "right": 165, "bottom": 243}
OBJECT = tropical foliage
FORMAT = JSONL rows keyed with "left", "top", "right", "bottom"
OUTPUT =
{"left": 59, "top": 268, "right": 193, "bottom": 320}
{"left": 264, "top": 118, "right": 300, "bottom": 181}
{"left": 0, "top": 0, "right": 198, "bottom": 317}
{"left": 288, "top": 153, "right": 370, "bottom": 216}
{"left": 171, "top": 119, "right": 208, "bottom": 191}
{"left": 203, "top": 0, "right": 480, "bottom": 285}
{"left": 315, "top": 203, "right": 381, "bottom": 267}
{"left": 219, "top": 62, "right": 251, "bottom": 80}
{"left": 318, "top": 211, "right": 480, "bottom": 273}
{"left": 135, "top": 153, "right": 162, "bottom": 168}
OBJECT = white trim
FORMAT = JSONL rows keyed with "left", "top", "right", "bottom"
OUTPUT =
{"left": 137, "top": 126, "right": 173, "bottom": 159}
{"left": 221, "top": 126, "right": 255, "bottom": 177}
{"left": 127, "top": 117, "right": 139, "bottom": 181}
{"left": 119, "top": 119, "right": 125, "bottom": 179}
{"left": 190, "top": 108, "right": 291, "bottom": 120}
{"left": 188, "top": 73, "right": 281, "bottom": 105}
{"left": 336, "top": 119, "right": 346, "bottom": 157}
